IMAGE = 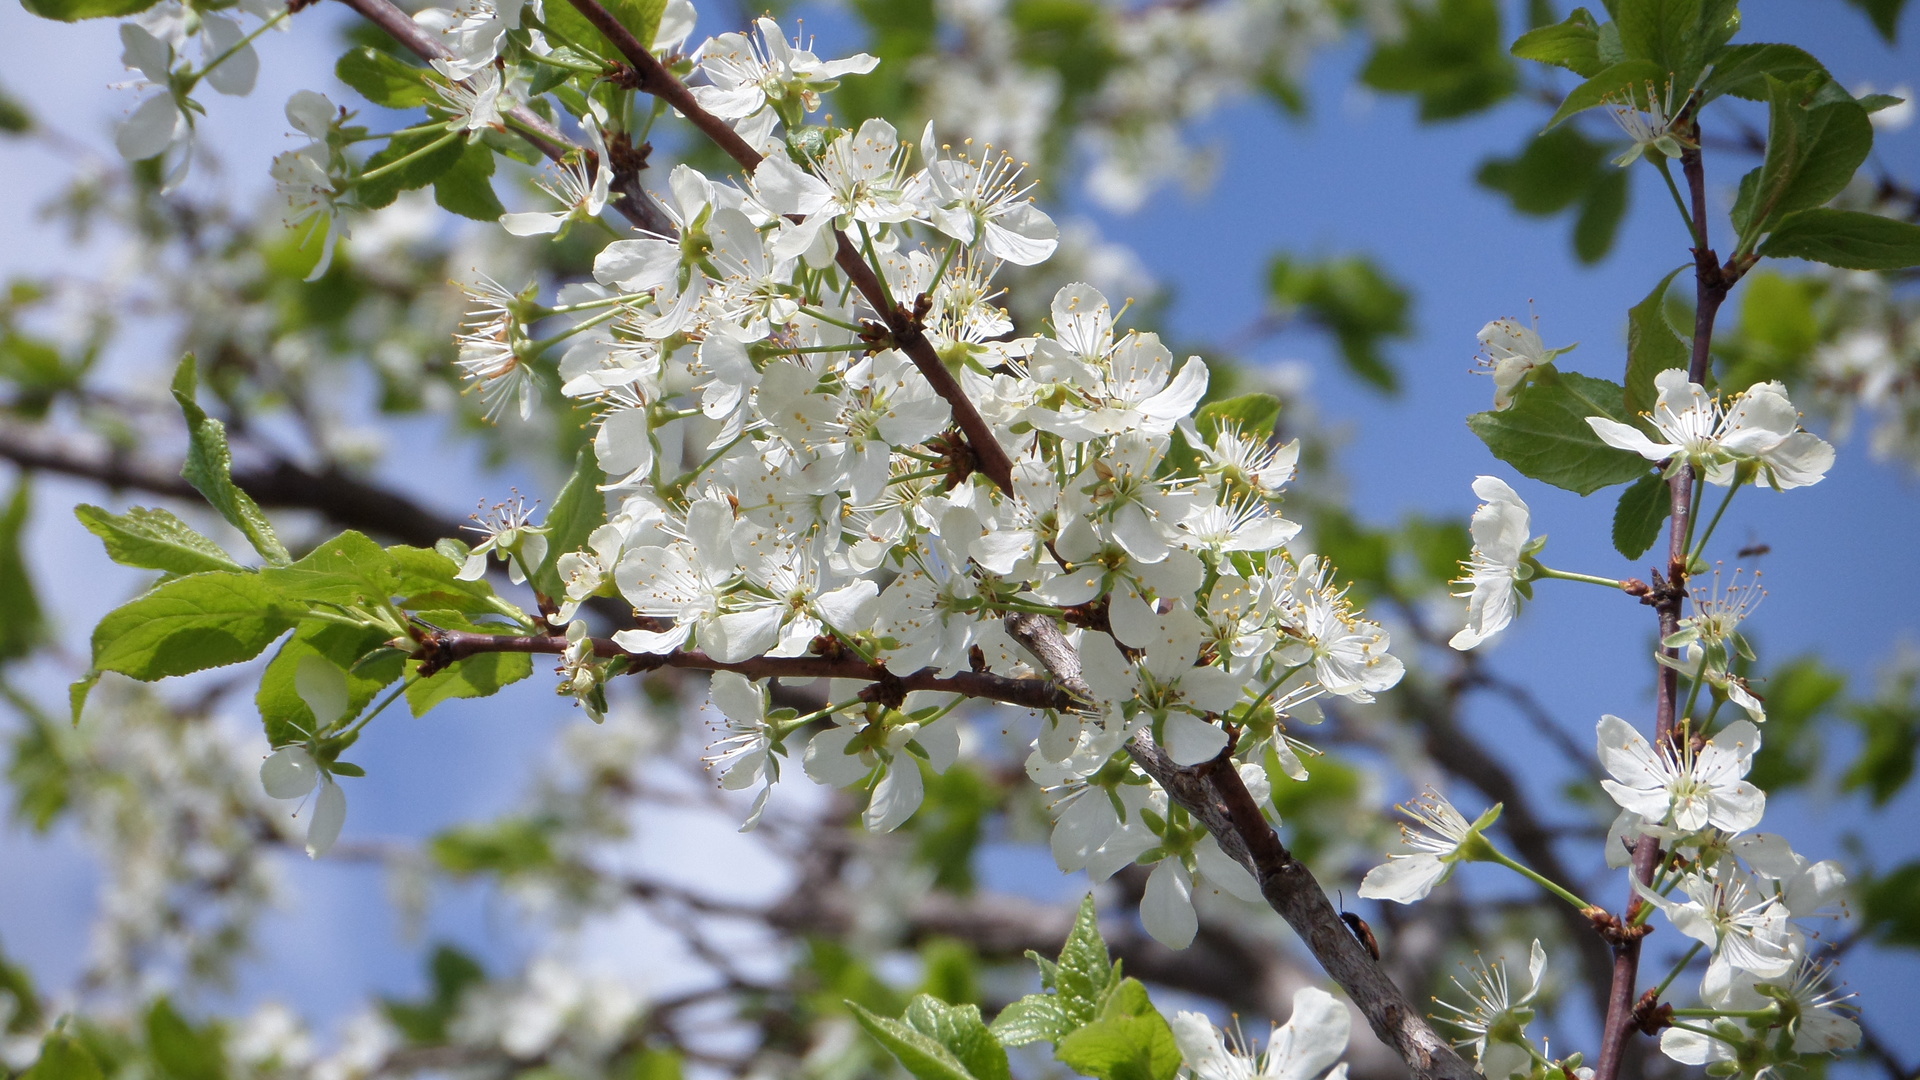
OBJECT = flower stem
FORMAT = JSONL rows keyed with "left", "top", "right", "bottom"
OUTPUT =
{"left": 1486, "top": 846, "right": 1593, "bottom": 909}
{"left": 523, "top": 307, "right": 620, "bottom": 353}
{"left": 185, "top": 7, "right": 291, "bottom": 88}
{"left": 1690, "top": 477, "right": 1745, "bottom": 561}
{"left": 799, "top": 306, "right": 868, "bottom": 333}
{"left": 774, "top": 696, "right": 867, "bottom": 737}
{"left": 1669, "top": 1007, "right": 1780, "bottom": 1020}
{"left": 1653, "top": 158, "right": 1702, "bottom": 248}
{"left": 1534, "top": 565, "right": 1625, "bottom": 589}
{"left": 1652, "top": 941, "right": 1704, "bottom": 999}
{"left": 354, "top": 128, "right": 463, "bottom": 184}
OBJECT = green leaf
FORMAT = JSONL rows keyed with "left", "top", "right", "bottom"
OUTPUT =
{"left": 540, "top": 0, "right": 667, "bottom": 60}
{"left": 1698, "top": 43, "right": 1827, "bottom": 103}
{"left": 1611, "top": 471, "right": 1670, "bottom": 559}
{"left": 384, "top": 945, "right": 487, "bottom": 1044}
{"left": 431, "top": 817, "right": 557, "bottom": 878}
{"left": 8, "top": 702, "right": 73, "bottom": 829}
{"left": 1612, "top": 0, "right": 1739, "bottom": 88}
{"left": 531, "top": 445, "right": 608, "bottom": 600}
{"left": 19, "top": 0, "right": 159, "bottom": 20}
{"left": 1573, "top": 166, "right": 1630, "bottom": 263}
{"left": 1842, "top": 0, "right": 1907, "bottom": 42}
{"left": 170, "top": 355, "right": 291, "bottom": 565}
{"left": 1734, "top": 75, "right": 1873, "bottom": 242}
{"left": 389, "top": 545, "right": 512, "bottom": 615}
{"left": 1361, "top": 0, "right": 1516, "bottom": 120}
{"left": 69, "top": 672, "right": 99, "bottom": 724}
{"left": 357, "top": 128, "right": 466, "bottom": 210}
{"left": 1465, "top": 368, "right": 1649, "bottom": 495}
{"left": 22, "top": 1032, "right": 105, "bottom": 1080}
{"left": 1862, "top": 861, "right": 1920, "bottom": 945}
{"left": 1194, "top": 394, "right": 1283, "bottom": 443}
{"left": 0, "top": 482, "right": 44, "bottom": 662}
{"left": 259, "top": 531, "right": 398, "bottom": 606}
{"left": 1266, "top": 254, "right": 1411, "bottom": 392}
{"left": 1543, "top": 58, "right": 1662, "bottom": 129}
{"left": 336, "top": 47, "right": 432, "bottom": 109}
{"left": 1759, "top": 208, "right": 1920, "bottom": 270}
{"left": 1510, "top": 7, "right": 1605, "bottom": 76}
{"left": 1748, "top": 656, "right": 1845, "bottom": 790}
{"left": 406, "top": 643, "right": 532, "bottom": 715}
{"left": 435, "top": 141, "right": 505, "bottom": 221}
{"left": 75, "top": 504, "right": 242, "bottom": 575}
{"left": 1844, "top": 681, "right": 1920, "bottom": 806}
{"left": 904, "top": 997, "right": 1011, "bottom": 1080}
{"left": 147, "top": 999, "right": 225, "bottom": 1080}
{"left": 1054, "top": 980, "right": 1180, "bottom": 1080}
{"left": 1477, "top": 125, "right": 1610, "bottom": 216}
{"left": 92, "top": 572, "right": 296, "bottom": 681}
{"left": 989, "top": 895, "right": 1112, "bottom": 1047}
{"left": 851, "top": 1003, "right": 987, "bottom": 1080}
{"left": 1624, "top": 266, "right": 1690, "bottom": 416}
{"left": 258, "top": 622, "right": 404, "bottom": 746}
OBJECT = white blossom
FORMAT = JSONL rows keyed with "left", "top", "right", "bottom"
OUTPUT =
{"left": 1448, "top": 475, "right": 1532, "bottom": 650}
{"left": 1588, "top": 370, "right": 1835, "bottom": 489}
{"left": 1596, "top": 716, "right": 1764, "bottom": 834}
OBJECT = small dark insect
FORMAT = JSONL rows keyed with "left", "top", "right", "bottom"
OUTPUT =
{"left": 1737, "top": 543, "right": 1772, "bottom": 559}
{"left": 1337, "top": 891, "right": 1380, "bottom": 961}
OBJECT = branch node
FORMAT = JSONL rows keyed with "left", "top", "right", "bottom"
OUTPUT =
{"left": 860, "top": 668, "right": 907, "bottom": 710}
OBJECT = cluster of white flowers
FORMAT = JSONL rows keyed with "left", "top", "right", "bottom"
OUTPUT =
{"left": 404, "top": 12, "right": 1409, "bottom": 951}
{"left": 1588, "top": 369, "right": 1836, "bottom": 490}
{"left": 112, "top": 0, "right": 286, "bottom": 187}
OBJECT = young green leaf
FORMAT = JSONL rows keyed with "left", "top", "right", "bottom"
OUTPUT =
{"left": 531, "top": 444, "right": 608, "bottom": 601}
{"left": 1572, "top": 167, "right": 1630, "bottom": 263}
{"left": 903, "top": 997, "right": 1012, "bottom": 1080}
{"left": 404, "top": 613, "right": 533, "bottom": 715}
{"left": 1841, "top": 0, "right": 1907, "bottom": 43}
{"left": 74, "top": 504, "right": 242, "bottom": 576}
{"left": 1759, "top": 208, "right": 1920, "bottom": 270}
{"left": 988, "top": 894, "right": 1113, "bottom": 1046}
{"left": 1611, "top": 471, "right": 1671, "bottom": 559}
{"left": 1466, "top": 369, "right": 1651, "bottom": 494}
{"left": 539, "top": 0, "right": 667, "bottom": 61}
{"left": 147, "top": 998, "right": 225, "bottom": 1080}
{"left": 1624, "top": 266, "right": 1690, "bottom": 416}
{"left": 850, "top": 1003, "right": 989, "bottom": 1080}
{"left": 1612, "top": 0, "right": 1739, "bottom": 89}
{"left": 91, "top": 572, "right": 297, "bottom": 682}
{"left": 170, "top": 355, "right": 291, "bottom": 565}
{"left": 1053, "top": 979, "right": 1181, "bottom": 1080}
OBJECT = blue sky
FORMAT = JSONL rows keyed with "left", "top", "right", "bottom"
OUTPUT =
{"left": 0, "top": 0, "right": 1916, "bottom": 1071}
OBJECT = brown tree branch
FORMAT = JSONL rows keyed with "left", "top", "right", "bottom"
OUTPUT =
{"left": 0, "top": 420, "right": 467, "bottom": 547}
{"left": 415, "top": 628, "right": 1079, "bottom": 711}
{"left": 329, "top": 0, "right": 673, "bottom": 235}
{"left": 559, "top": 0, "right": 1017, "bottom": 491}
{"left": 1119, "top": 733, "right": 1475, "bottom": 1080}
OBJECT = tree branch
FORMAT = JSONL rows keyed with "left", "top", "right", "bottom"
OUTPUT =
{"left": 559, "top": 0, "right": 1017, "bottom": 491}
{"left": 1122, "top": 734, "right": 1477, "bottom": 1080}
{"left": 415, "top": 628, "right": 1078, "bottom": 711}
{"left": 329, "top": 0, "right": 672, "bottom": 234}
{"left": 0, "top": 420, "right": 467, "bottom": 547}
